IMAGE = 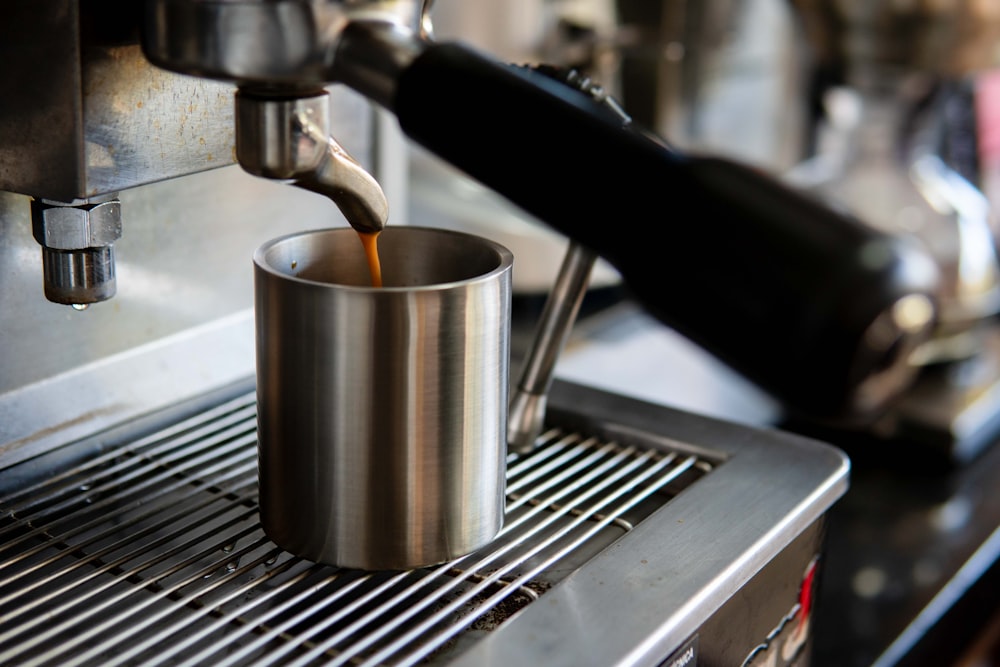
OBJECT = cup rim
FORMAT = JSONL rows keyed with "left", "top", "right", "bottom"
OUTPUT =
{"left": 253, "top": 225, "right": 514, "bottom": 292}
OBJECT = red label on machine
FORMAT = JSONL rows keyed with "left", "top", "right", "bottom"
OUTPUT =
{"left": 741, "top": 557, "right": 819, "bottom": 667}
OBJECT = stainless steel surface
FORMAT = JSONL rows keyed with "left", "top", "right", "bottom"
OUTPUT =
{"left": 143, "top": 0, "right": 425, "bottom": 114}
{"left": 0, "top": 2, "right": 404, "bottom": 305}
{"left": 31, "top": 196, "right": 123, "bottom": 250}
{"left": 38, "top": 245, "right": 116, "bottom": 307}
{"left": 0, "top": 1, "right": 235, "bottom": 306}
{"left": 508, "top": 243, "right": 596, "bottom": 454}
{"left": 141, "top": 0, "right": 426, "bottom": 96}
{"left": 2, "top": 1, "right": 991, "bottom": 662}
{"left": 0, "top": 2, "right": 235, "bottom": 200}
{"left": 0, "top": 370, "right": 847, "bottom": 666}
{"left": 146, "top": 1, "right": 401, "bottom": 235}
{"left": 236, "top": 90, "right": 388, "bottom": 233}
{"left": 0, "top": 388, "right": 698, "bottom": 666}
{"left": 254, "top": 226, "right": 512, "bottom": 570}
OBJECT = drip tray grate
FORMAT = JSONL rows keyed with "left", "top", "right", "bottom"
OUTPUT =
{"left": 0, "top": 390, "right": 711, "bottom": 666}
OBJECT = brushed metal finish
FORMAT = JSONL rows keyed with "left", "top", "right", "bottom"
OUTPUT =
{"left": 0, "top": 1, "right": 235, "bottom": 200}
{"left": 254, "top": 226, "right": 513, "bottom": 570}
{"left": 451, "top": 380, "right": 849, "bottom": 667}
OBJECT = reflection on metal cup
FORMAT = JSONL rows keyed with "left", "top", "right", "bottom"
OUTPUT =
{"left": 254, "top": 226, "right": 512, "bottom": 570}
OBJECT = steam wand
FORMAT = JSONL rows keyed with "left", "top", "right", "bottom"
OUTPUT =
{"left": 508, "top": 243, "right": 597, "bottom": 453}
{"left": 508, "top": 67, "right": 631, "bottom": 454}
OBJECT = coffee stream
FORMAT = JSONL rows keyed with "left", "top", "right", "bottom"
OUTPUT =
{"left": 358, "top": 231, "right": 383, "bottom": 288}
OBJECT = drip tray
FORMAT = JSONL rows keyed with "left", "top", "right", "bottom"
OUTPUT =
{"left": 0, "top": 379, "right": 848, "bottom": 666}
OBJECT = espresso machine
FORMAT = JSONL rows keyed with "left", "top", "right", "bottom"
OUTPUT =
{"left": 0, "top": 0, "right": 969, "bottom": 664}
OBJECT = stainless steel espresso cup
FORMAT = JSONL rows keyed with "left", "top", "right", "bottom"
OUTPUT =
{"left": 254, "top": 226, "right": 512, "bottom": 570}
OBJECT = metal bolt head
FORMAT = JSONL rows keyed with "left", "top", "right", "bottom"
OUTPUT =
{"left": 31, "top": 198, "right": 123, "bottom": 250}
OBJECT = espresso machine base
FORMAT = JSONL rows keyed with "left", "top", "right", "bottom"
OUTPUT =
{"left": 0, "top": 315, "right": 847, "bottom": 666}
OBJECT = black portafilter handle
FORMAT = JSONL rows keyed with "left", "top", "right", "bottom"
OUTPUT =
{"left": 390, "top": 42, "right": 941, "bottom": 423}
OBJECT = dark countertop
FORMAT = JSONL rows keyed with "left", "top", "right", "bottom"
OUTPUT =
{"left": 791, "top": 410, "right": 1000, "bottom": 667}
{"left": 514, "top": 291, "right": 1000, "bottom": 667}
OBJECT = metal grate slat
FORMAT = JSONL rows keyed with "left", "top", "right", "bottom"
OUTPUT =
{"left": 232, "top": 439, "right": 672, "bottom": 667}
{"left": 0, "top": 391, "right": 711, "bottom": 666}
{"left": 337, "top": 451, "right": 697, "bottom": 667}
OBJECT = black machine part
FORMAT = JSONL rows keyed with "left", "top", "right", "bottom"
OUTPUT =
{"left": 385, "top": 42, "right": 940, "bottom": 424}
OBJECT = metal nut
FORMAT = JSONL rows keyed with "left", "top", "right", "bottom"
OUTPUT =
{"left": 31, "top": 198, "right": 123, "bottom": 250}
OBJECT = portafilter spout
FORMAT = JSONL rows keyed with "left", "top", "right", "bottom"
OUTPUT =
{"left": 141, "top": 0, "right": 940, "bottom": 424}
{"left": 235, "top": 89, "right": 387, "bottom": 235}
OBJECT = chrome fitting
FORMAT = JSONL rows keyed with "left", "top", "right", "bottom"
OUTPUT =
{"left": 30, "top": 195, "right": 122, "bottom": 307}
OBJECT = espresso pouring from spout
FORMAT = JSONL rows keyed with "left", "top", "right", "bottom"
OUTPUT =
{"left": 140, "top": 0, "right": 941, "bottom": 424}
{"left": 235, "top": 89, "right": 388, "bottom": 235}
